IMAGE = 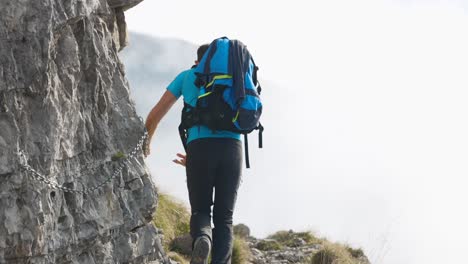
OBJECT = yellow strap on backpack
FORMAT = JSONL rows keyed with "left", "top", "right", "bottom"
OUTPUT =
{"left": 205, "top": 74, "right": 232, "bottom": 88}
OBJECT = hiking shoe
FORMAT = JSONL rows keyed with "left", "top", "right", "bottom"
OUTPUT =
{"left": 191, "top": 236, "right": 211, "bottom": 264}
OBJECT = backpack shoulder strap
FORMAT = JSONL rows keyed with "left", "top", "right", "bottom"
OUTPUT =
{"left": 203, "top": 40, "right": 218, "bottom": 74}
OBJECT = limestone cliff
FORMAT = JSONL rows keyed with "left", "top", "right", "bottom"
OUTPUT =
{"left": 0, "top": 0, "right": 166, "bottom": 263}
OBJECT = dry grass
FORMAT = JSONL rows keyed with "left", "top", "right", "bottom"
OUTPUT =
{"left": 268, "top": 230, "right": 323, "bottom": 247}
{"left": 345, "top": 246, "right": 365, "bottom": 259}
{"left": 232, "top": 236, "right": 251, "bottom": 264}
{"left": 310, "top": 242, "right": 360, "bottom": 264}
{"left": 153, "top": 191, "right": 250, "bottom": 264}
{"left": 153, "top": 191, "right": 191, "bottom": 251}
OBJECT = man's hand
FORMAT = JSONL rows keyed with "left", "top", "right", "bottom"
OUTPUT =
{"left": 172, "top": 153, "right": 186, "bottom": 167}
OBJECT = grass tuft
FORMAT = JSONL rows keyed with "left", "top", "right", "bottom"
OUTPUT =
{"left": 111, "top": 151, "right": 126, "bottom": 161}
{"left": 232, "top": 236, "right": 251, "bottom": 264}
{"left": 345, "top": 246, "right": 365, "bottom": 259}
{"left": 267, "top": 230, "right": 323, "bottom": 247}
{"left": 310, "top": 242, "right": 359, "bottom": 264}
{"left": 153, "top": 192, "right": 191, "bottom": 251}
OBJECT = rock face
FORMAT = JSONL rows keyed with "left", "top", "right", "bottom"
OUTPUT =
{"left": 0, "top": 0, "right": 166, "bottom": 263}
{"left": 233, "top": 223, "right": 251, "bottom": 239}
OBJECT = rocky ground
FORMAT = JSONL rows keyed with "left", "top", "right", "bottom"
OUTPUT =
{"left": 246, "top": 236, "right": 370, "bottom": 264}
{"left": 247, "top": 236, "right": 321, "bottom": 264}
{"left": 169, "top": 224, "right": 371, "bottom": 264}
{"left": 245, "top": 231, "right": 370, "bottom": 264}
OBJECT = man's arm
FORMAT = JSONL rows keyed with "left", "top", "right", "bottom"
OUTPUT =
{"left": 144, "top": 90, "right": 178, "bottom": 156}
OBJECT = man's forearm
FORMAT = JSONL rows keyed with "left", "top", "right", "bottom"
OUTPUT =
{"left": 145, "top": 90, "right": 177, "bottom": 142}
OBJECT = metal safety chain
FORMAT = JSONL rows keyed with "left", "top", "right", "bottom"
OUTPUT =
{"left": 18, "top": 131, "right": 149, "bottom": 195}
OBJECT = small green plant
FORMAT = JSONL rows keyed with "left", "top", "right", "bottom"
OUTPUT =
{"left": 111, "top": 151, "right": 126, "bottom": 161}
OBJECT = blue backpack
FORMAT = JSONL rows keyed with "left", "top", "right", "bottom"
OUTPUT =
{"left": 178, "top": 37, "right": 263, "bottom": 168}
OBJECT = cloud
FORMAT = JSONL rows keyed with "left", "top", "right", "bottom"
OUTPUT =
{"left": 123, "top": 2, "right": 468, "bottom": 263}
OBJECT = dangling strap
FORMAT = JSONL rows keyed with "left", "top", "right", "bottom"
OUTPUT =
{"left": 244, "top": 133, "right": 250, "bottom": 169}
{"left": 179, "top": 124, "right": 188, "bottom": 151}
{"left": 258, "top": 123, "right": 264, "bottom": 148}
{"left": 179, "top": 102, "right": 198, "bottom": 151}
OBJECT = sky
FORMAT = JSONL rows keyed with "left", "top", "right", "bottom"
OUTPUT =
{"left": 125, "top": 1, "right": 468, "bottom": 264}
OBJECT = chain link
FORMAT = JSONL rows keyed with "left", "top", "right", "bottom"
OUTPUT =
{"left": 18, "top": 131, "right": 148, "bottom": 195}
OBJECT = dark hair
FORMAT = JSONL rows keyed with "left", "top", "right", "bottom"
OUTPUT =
{"left": 197, "top": 44, "right": 210, "bottom": 62}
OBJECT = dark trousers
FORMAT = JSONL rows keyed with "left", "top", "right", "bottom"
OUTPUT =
{"left": 186, "top": 138, "right": 243, "bottom": 264}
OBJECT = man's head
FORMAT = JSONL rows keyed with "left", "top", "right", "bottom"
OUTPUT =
{"left": 196, "top": 44, "right": 210, "bottom": 64}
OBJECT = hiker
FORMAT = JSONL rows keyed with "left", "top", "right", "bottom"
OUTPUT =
{"left": 144, "top": 44, "right": 244, "bottom": 264}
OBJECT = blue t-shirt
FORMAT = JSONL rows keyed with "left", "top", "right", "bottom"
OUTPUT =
{"left": 167, "top": 68, "right": 241, "bottom": 144}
